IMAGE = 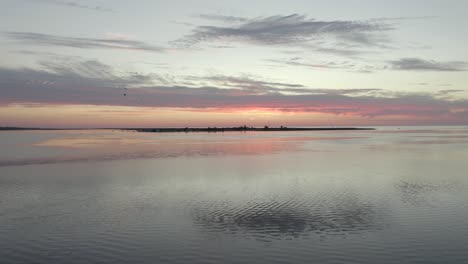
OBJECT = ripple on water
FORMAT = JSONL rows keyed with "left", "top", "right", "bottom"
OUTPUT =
{"left": 191, "top": 190, "right": 381, "bottom": 240}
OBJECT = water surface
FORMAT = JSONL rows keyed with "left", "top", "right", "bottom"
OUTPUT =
{"left": 1, "top": 127, "right": 468, "bottom": 263}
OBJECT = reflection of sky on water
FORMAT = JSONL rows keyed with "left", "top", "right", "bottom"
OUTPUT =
{"left": 1, "top": 126, "right": 468, "bottom": 263}
{"left": 0, "top": 130, "right": 366, "bottom": 167}
{"left": 395, "top": 180, "right": 457, "bottom": 207}
{"left": 398, "top": 139, "right": 468, "bottom": 145}
{"left": 2, "top": 126, "right": 468, "bottom": 167}
{"left": 192, "top": 193, "right": 379, "bottom": 240}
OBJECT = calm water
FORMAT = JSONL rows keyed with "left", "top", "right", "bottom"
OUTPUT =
{"left": 1, "top": 127, "right": 468, "bottom": 263}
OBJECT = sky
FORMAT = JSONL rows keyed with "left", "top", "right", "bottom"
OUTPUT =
{"left": 1, "top": 0, "right": 467, "bottom": 128}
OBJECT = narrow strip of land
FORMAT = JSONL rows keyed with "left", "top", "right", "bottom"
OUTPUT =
{"left": 130, "top": 126, "right": 375, "bottom": 133}
{"left": 1, "top": 126, "right": 375, "bottom": 132}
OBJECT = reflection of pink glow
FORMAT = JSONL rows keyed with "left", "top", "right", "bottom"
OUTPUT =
{"left": 4, "top": 133, "right": 340, "bottom": 167}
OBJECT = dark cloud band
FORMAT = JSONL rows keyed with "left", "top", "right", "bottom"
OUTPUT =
{"left": 1, "top": 61, "right": 467, "bottom": 121}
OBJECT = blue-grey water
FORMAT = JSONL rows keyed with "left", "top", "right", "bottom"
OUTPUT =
{"left": 1, "top": 127, "right": 468, "bottom": 263}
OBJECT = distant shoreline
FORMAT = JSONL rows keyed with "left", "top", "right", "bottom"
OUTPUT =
{"left": 1, "top": 126, "right": 375, "bottom": 132}
{"left": 0, "top": 127, "right": 63, "bottom": 131}
{"left": 128, "top": 127, "right": 375, "bottom": 133}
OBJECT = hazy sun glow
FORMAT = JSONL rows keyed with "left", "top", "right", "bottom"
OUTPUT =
{"left": 2, "top": 102, "right": 465, "bottom": 128}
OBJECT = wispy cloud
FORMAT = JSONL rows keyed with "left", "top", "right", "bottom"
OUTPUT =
{"left": 4, "top": 31, "right": 165, "bottom": 52}
{"left": 436, "top": 89, "right": 465, "bottom": 99}
{"left": 369, "top": 16, "right": 437, "bottom": 22}
{"left": 197, "top": 14, "right": 248, "bottom": 23}
{"left": 437, "top": 89, "right": 464, "bottom": 94}
{"left": 314, "top": 47, "right": 366, "bottom": 57}
{"left": 12, "top": 50, "right": 59, "bottom": 56}
{"left": 267, "top": 58, "right": 350, "bottom": 69}
{"left": 162, "top": 74, "right": 384, "bottom": 95}
{"left": 29, "top": 0, "right": 113, "bottom": 12}
{"left": 36, "top": 58, "right": 152, "bottom": 85}
{"left": 193, "top": 74, "right": 385, "bottom": 96}
{"left": 190, "top": 74, "right": 305, "bottom": 88}
{"left": 268, "top": 56, "right": 468, "bottom": 73}
{"left": 266, "top": 58, "right": 385, "bottom": 73}
{"left": 389, "top": 58, "right": 468, "bottom": 71}
{"left": 172, "top": 14, "right": 392, "bottom": 49}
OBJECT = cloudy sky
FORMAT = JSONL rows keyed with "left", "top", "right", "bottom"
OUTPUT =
{"left": 1, "top": 0, "right": 467, "bottom": 127}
